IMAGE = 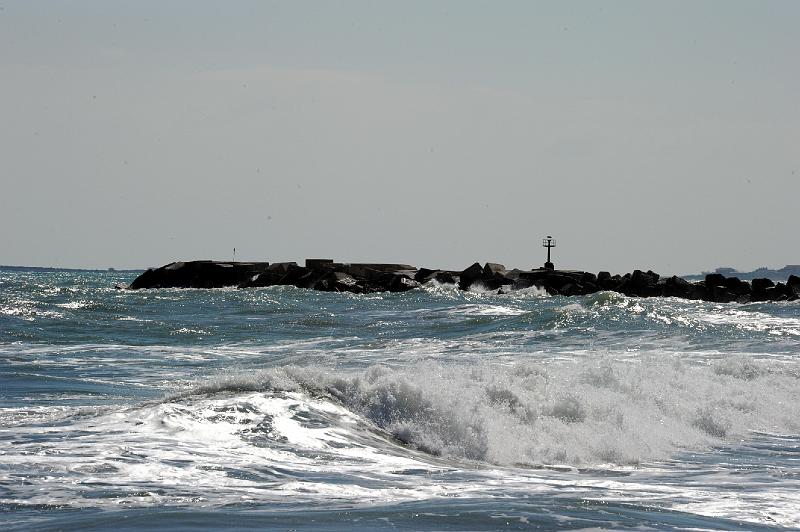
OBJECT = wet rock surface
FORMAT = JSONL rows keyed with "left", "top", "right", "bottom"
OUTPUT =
{"left": 128, "top": 260, "right": 799, "bottom": 302}
{"left": 128, "top": 261, "right": 270, "bottom": 289}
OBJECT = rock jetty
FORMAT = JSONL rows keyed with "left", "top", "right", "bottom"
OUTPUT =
{"left": 127, "top": 259, "right": 800, "bottom": 303}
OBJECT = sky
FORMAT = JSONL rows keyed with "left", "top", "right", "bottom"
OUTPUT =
{"left": 1, "top": 1, "right": 798, "bottom": 275}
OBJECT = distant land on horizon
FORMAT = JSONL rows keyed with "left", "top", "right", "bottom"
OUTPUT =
{"left": 0, "top": 264, "right": 143, "bottom": 273}
{"left": 685, "top": 265, "right": 800, "bottom": 282}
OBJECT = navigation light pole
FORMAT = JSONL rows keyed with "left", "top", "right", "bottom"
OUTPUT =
{"left": 542, "top": 236, "right": 556, "bottom": 270}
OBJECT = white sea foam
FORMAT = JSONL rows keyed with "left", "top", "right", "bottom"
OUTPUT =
{"left": 565, "top": 291, "right": 800, "bottom": 339}
{"left": 116, "top": 315, "right": 155, "bottom": 322}
{"left": 0, "top": 390, "right": 447, "bottom": 510}
{"left": 171, "top": 327, "right": 212, "bottom": 335}
{"left": 466, "top": 282, "right": 550, "bottom": 298}
{"left": 443, "top": 303, "right": 527, "bottom": 317}
{"left": 506, "top": 284, "right": 550, "bottom": 298}
{"left": 694, "top": 306, "right": 800, "bottom": 336}
{"left": 179, "top": 357, "right": 800, "bottom": 467}
{"left": 55, "top": 300, "right": 90, "bottom": 309}
{"left": 419, "top": 279, "right": 464, "bottom": 298}
{"left": 3, "top": 361, "right": 798, "bottom": 526}
{"left": 0, "top": 303, "right": 63, "bottom": 320}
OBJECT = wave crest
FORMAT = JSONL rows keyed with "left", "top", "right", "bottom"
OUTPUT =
{"left": 182, "top": 357, "right": 800, "bottom": 467}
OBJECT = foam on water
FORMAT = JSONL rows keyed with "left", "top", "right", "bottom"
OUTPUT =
{"left": 0, "top": 390, "right": 451, "bottom": 510}
{"left": 439, "top": 303, "right": 527, "bottom": 317}
{"left": 3, "top": 358, "right": 799, "bottom": 526}
{"left": 193, "top": 357, "right": 800, "bottom": 466}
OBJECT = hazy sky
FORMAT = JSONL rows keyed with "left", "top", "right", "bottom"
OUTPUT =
{"left": 1, "top": 1, "right": 798, "bottom": 274}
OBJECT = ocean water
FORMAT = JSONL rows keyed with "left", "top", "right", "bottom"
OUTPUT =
{"left": 1, "top": 268, "right": 799, "bottom": 531}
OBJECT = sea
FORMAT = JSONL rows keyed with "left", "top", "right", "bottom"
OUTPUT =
{"left": 1, "top": 267, "right": 799, "bottom": 531}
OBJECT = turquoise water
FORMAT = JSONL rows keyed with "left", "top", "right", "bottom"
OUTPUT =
{"left": 1, "top": 267, "right": 799, "bottom": 530}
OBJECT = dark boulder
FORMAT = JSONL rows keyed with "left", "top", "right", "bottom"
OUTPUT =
{"left": 688, "top": 283, "right": 708, "bottom": 301}
{"left": 542, "top": 284, "right": 561, "bottom": 296}
{"left": 312, "top": 278, "right": 330, "bottom": 291}
{"left": 774, "top": 283, "right": 793, "bottom": 298}
{"left": 511, "top": 277, "right": 534, "bottom": 290}
{"left": 458, "top": 262, "right": 484, "bottom": 290}
{"left": 517, "top": 269, "right": 556, "bottom": 283}
{"left": 305, "top": 259, "right": 334, "bottom": 270}
{"left": 354, "top": 267, "right": 391, "bottom": 283}
{"left": 723, "top": 276, "right": 751, "bottom": 296}
{"left": 277, "top": 264, "right": 312, "bottom": 286}
{"left": 704, "top": 273, "right": 727, "bottom": 288}
{"left": 413, "top": 268, "right": 457, "bottom": 286}
{"left": 619, "top": 270, "right": 661, "bottom": 297}
{"left": 558, "top": 283, "right": 585, "bottom": 296}
{"left": 314, "top": 271, "right": 362, "bottom": 293}
{"left": 333, "top": 271, "right": 359, "bottom": 290}
{"left": 562, "top": 271, "right": 587, "bottom": 283}
{"left": 546, "top": 273, "right": 577, "bottom": 290}
{"left": 788, "top": 275, "right": 800, "bottom": 296}
{"left": 389, "top": 275, "right": 421, "bottom": 292}
{"left": 597, "top": 273, "right": 621, "bottom": 291}
{"left": 663, "top": 276, "right": 693, "bottom": 298}
{"left": 708, "top": 285, "right": 737, "bottom": 303}
{"left": 190, "top": 263, "right": 244, "bottom": 289}
{"left": 296, "top": 272, "right": 320, "bottom": 289}
{"left": 242, "top": 270, "right": 282, "bottom": 288}
{"left": 434, "top": 271, "right": 456, "bottom": 284}
{"left": 268, "top": 262, "right": 297, "bottom": 273}
{"left": 128, "top": 268, "right": 160, "bottom": 289}
{"left": 354, "top": 270, "right": 399, "bottom": 292}
{"left": 129, "top": 261, "right": 269, "bottom": 289}
{"left": 476, "top": 278, "right": 502, "bottom": 291}
{"left": 414, "top": 268, "right": 437, "bottom": 283}
{"left": 582, "top": 281, "right": 600, "bottom": 294}
{"left": 763, "top": 286, "right": 789, "bottom": 302}
{"left": 344, "top": 263, "right": 417, "bottom": 279}
{"left": 751, "top": 278, "right": 775, "bottom": 301}
{"left": 752, "top": 278, "right": 775, "bottom": 292}
{"left": 480, "top": 266, "right": 514, "bottom": 290}
{"left": 503, "top": 269, "right": 524, "bottom": 281}
{"left": 242, "top": 262, "right": 301, "bottom": 287}
{"left": 483, "top": 263, "right": 506, "bottom": 277}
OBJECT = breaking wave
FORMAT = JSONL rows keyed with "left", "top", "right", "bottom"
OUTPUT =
{"left": 184, "top": 356, "right": 800, "bottom": 466}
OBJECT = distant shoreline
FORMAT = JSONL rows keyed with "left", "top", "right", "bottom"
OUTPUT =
{"left": 685, "top": 265, "right": 800, "bottom": 282}
{"left": 0, "top": 265, "right": 144, "bottom": 273}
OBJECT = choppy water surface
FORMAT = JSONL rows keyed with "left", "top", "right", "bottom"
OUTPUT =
{"left": 1, "top": 268, "right": 799, "bottom": 530}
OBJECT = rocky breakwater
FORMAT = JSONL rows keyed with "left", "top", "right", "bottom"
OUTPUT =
{"left": 241, "top": 260, "right": 421, "bottom": 294}
{"left": 127, "top": 259, "right": 422, "bottom": 293}
{"left": 127, "top": 260, "right": 800, "bottom": 303}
